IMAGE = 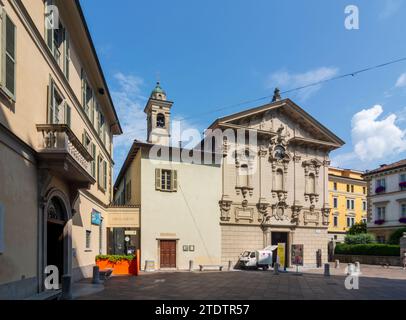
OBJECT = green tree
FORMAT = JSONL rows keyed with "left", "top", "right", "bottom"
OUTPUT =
{"left": 348, "top": 222, "right": 367, "bottom": 235}
{"left": 388, "top": 228, "right": 406, "bottom": 245}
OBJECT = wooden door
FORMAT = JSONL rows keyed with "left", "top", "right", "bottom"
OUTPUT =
{"left": 160, "top": 240, "right": 176, "bottom": 268}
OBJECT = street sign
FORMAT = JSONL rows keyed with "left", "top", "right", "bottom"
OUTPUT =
{"left": 91, "top": 210, "right": 101, "bottom": 226}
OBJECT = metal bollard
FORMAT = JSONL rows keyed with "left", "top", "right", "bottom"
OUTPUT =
{"left": 189, "top": 260, "right": 194, "bottom": 272}
{"left": 274, "top": 263, "right": 279, "bottom": 275}
{"left": 61, "top": 274, "right": 72, "bottom": 300}
{"left": 335, "top": 260, "right": 340, "bottom": 269}
{"left": 92, "top": 265, "right": 101, "bottom": 284}
{"left": 324, "top": 264, "right": 330, "bottom": 277}
{"left": 228, "top": 260, "right": 233, "bottom": 271}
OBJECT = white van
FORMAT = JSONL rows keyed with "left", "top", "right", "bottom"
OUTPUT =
{"left": 238, "top": 246, "right": 277, "bottom": 270}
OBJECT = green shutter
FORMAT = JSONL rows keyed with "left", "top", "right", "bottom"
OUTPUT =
{"left": 45, "top": 0, "right": 54, "bottom": 51}
{"left": 172, "top": 170, "right": 178, "bottom": 192}
{"left": 64, "top": 103, "right": 71, "bottom": 127}
{"left": 155, "top": 169, "right": 161, "bottom": 190}
{"left": 2, "top": 12, "right": 16, "bottom": 100}
{"left": 91, "top": 144, "right": 96, "bottom": 177}
{"left": 81, "top": 68, "right": 86, "bottom": 108}
{"left": 103, "top": 161, "right": 107, "bottom": 189}
{"left": 63, "top": 29, "right": 70, "bottom": 79}
{"left": 47, "top": 78, "right": 53, "bottom": 124}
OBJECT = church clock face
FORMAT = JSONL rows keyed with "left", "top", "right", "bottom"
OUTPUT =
{"left": 274, "top": 145, "right": 286, "bottom": 160}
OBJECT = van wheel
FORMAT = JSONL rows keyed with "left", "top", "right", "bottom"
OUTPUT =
{"left": 262, "top": 266, "right": 269, "bottom": 271}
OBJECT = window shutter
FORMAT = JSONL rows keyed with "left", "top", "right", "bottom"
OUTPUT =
{"left": 103, "top": 160, "right": 107, "bottom": 189}
{"left": 64, "top": 102, "right": 71, "bottom": 127}
{"left": 155, "top": 168, "right": 161, "bottom": 190}
{"left": 45, "top": 0, "right": 54, "bottom": 51}
{"left": 2, "top": 13, "right": 16, "bottom": 100}
{"left": 47, "top": 79, "right": 53, "bottom": 124}
{"left": 81, "top": 68, "right": 86, "bottom": 108}
{"left": 172, "top": 170, "right": 178, "bottom": 192}
{"left": 97, "top": 155, "right": 101, "bottom": 186}
{"left": 91, "top": 143, "right": 96, "bottom": 177}
{"left": 63, "top": 29, "right": 70, "bottom": 79}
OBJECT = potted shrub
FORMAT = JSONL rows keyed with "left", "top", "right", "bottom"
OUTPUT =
{"left": 96, "top": 255, "right": 137, "bottom": 275}
{"left": 374, "top": 219, "right": 385, "bottom": 225}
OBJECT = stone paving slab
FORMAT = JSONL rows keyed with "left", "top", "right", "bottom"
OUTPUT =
{"left": 76, "top": 265, "right": 406, "bottom": 300}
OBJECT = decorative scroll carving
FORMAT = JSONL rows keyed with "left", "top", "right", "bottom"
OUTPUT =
{"left": 219, "top": 196, "right": 233, "bottom": 222}
{"left": 291, "top": 205, "right": 303, "bottom": 225}
{"left": 321, "top": 207, "right": 331, "bottom": 226}
{"left": 257, "top": 199, "right": 270, "bottom": 223}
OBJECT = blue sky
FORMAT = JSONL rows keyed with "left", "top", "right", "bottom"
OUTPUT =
{"left": 80, "top": 0, "right": 406, "bottom": 180}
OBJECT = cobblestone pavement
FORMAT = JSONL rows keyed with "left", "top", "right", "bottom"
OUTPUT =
{"left": 77, "top": 264, "right": 406, "bottom": 300}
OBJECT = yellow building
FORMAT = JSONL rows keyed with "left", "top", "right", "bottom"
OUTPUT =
{"left": 328, "top": 167, "right": 367, "bottom": 242}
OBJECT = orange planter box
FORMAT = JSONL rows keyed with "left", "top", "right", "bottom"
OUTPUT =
{"left": 96, "top": 258, "right": 138, "bottom": 276}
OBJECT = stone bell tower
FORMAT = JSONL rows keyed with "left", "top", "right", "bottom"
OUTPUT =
{"left": 144, "top": 82, "right": 173, "bottom": 146}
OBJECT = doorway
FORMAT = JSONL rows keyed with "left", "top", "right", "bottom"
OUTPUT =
{"left": 47, "top": 221, "right": 64, "bottom": 284}
{"left": 271, "top": 232, "right": 289, "bottom": 267}
{"left": 160, "top": 240, "right": 176, "bottom": 268}
{"left": 46, "top": 196, "right": 67, "bottom": 284}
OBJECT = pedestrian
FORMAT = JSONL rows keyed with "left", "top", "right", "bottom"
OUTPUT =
{"left": 403, "top": 253, "right": 406, "bottom": 270}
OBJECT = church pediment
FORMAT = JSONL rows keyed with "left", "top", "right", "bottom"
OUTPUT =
{"left": 209, "top": 99, "right": 344, "bottom": 150}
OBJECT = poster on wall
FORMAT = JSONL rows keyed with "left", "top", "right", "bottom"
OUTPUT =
{"left": 291, "top": 244, "right": 304, "bottom": 266}
{"left": 277, "top": 243, "right": 286, "bottom": 268}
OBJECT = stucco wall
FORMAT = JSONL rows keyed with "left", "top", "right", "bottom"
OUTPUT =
{"left": 221, "top": 224, "right": 263, "bottom": 266}
{"left": 140, "top": 151, "right": 222, "bottom": 270}
{"left": 0, "top": 142, "right": 38, "bottom": 289}
{"left": 293, "top": 227, "right": 329, "bottom": 267}
{"left": 72, "top": 192, "right": 108, "bottom": 275}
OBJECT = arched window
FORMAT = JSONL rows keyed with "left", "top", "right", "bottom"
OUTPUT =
{"left": 308, "top": 173, "right": 316, "bottom": 194}
{"left": 156, "top": 113, "right": 165, "bottom": 128}
{"left": 275, "top": 169, "right": 283, "bottom": 191}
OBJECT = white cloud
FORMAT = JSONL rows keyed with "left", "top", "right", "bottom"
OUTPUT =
{"left": 266, "top": 67, "right": 338, "bottom": 101}
{"left": 111, "top": 73, "right": 147, "bottom": 180}
{"left": 396, "top": 73, "right": 406, "bottom": 88}
{"left": 112, "top": 72, "right": 147, "bottom": 149}
{"left": 332, "top": 105, "right": 406, "bottom": 168}
{"left": 379, "top": 0, "right": 403, "bottom": 20}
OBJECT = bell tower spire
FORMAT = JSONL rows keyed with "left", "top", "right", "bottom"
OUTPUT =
{"left": 144, "top": 81, "right": 173, "bottom": 146}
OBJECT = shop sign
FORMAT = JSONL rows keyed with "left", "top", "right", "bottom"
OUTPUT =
{"left": 91, "top": 210, "right": 101, "bottom": 226}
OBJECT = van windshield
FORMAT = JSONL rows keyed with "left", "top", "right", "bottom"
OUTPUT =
{"left": 242, "top": 251, "right": 250, "bottom": 257}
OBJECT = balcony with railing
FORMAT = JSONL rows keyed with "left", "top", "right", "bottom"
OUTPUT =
{"left": 36, "top": 124, "right": 96, "bottom": 188}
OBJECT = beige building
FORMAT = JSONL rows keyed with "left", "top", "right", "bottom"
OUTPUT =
{"left": 115, "top": 85, "right": 345, "bottom": 269}
{"left": 114, "top": 84, "right": 222, "bottom": 270}
{"left": 0, "top": 0, "right": 133, "bottom": 299}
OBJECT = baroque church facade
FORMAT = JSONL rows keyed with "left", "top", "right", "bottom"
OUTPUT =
{"left": 210, "top": 90, "right": 345, "bottom": 266}
{"left": 114, "top": 84, "right": 344, "bottom": 269}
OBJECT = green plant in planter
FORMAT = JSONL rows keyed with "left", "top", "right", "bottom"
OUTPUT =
{"left": 96, "top": 254, "right": 135, "bottom": 263}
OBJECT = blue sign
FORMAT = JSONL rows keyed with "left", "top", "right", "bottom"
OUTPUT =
{"left": 91, "top": 210, "right": 101, "bottom": 226}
